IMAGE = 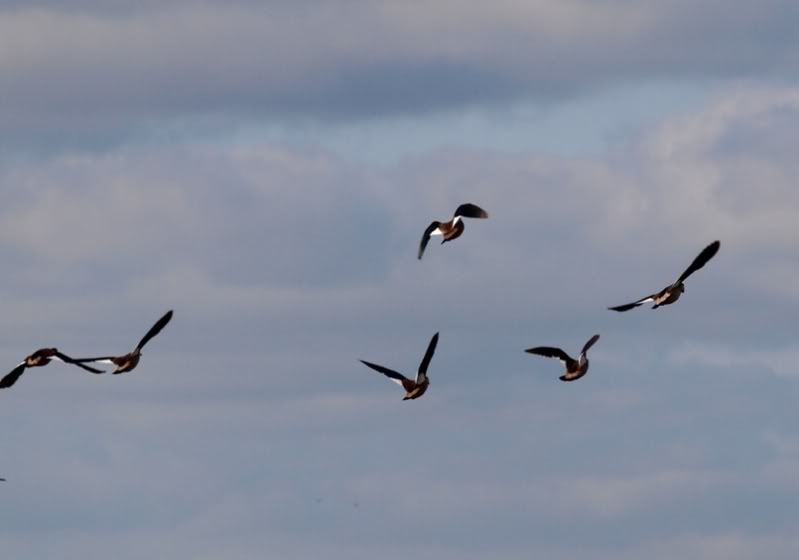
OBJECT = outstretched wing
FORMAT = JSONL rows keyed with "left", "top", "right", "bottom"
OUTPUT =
{"left": 418, "top": 222, "right": 440, "bottom": 260}
{"left": 454, "top": 203, "right": 488, "bottom": 219}
{"left": 72, "top": 357, "right": 116, "bottom": 365}
{"left": 360, "top": 360, "right": 410, "bottom": 386}
{"left": 525, "top": 346, "right": 574, "bottom": 365}
{"left": 676, "top": 240, "right": 720, "bottom": 284}
{"left": 608, "top": 295, "right": 656, "bottom": 312}
{"left": 0, "top": 363, "right": 27, "bottom": 389}
{"left": 52, "top": 351, "right": 105, "bottom": 374}
{"left": 581, "top": 334, "right": 600, "bottom": 357}
{"left": 417, "top": 332, "right": 439, "bottom": 382}
{"left": 136, "top": 310, "right": 174, "bottom": 351}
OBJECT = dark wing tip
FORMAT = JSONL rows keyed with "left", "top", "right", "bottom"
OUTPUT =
{"left": 418, "top": 332, "right": 439, "bottom": 375}
{"left": 677, "top": 240, "right": 721, "bottom": 283}
{"left": 454, "top": 203, "right": 489, "bottom": 219}
{"left": 582, "top": 334, "right": 600, "bottom": 354}
{"left": 418, "top": 222, "right": 439, "bottom": 259}
{"left": 136, "top": 309, "right": 174, "bottom": 350}
{"left": 608, "top": 302, "right": 640, "bottom": 312}
{"left": 0, "top": 363, "right": 27, "bottom": 389}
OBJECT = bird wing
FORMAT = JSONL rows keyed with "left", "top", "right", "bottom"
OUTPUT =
{"left": 52, "top": 351, "right": 106, "bottom": 374}
{"left": 418, "top": 222, "right": 440, "bottom": 259}
{"left": 580, "top": 334, "right": 600, "bottom": 357}
{"left": 360, "top": 360, "right": 410, "bottom": 386}
{"left": 0, "top": 363, "right": 27, "bottom": 389}
{"left": 453, "top": 203, "right": 488, "bottom": 219}
{"left": 607, "top": 295, "right": 656, "bottom": 312}
{"left": 136, "top": 310, "right": 174, "bottom": 351}
{"left": 525, "top": 346, "right": 575, "bottom": 366}
{"left": 676, "top": 240, "right": 720, "bottom": 284}
{"left": 417, "top": 332, "right": 439, "bottom": 383}
{"left": 71, "top": 356, "right": 117, "bottom": 365}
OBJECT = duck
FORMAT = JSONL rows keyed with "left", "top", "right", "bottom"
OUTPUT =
{"left": 525, "top": 334, "right": 600, "bottom": 382}
{"left": 608, "top": 240, "right": 720, "bottom": 312}
{"left": 418, "top": 203, "right": 488, "bottom": 259}
{"left": 74, "top": 310, "right": 173, "bottom": 374}
{"left": 360, "top": 332, "right": 439, "bottom": 400}
{"left": 0, "top": 348, "right": 105, "bottom": 389}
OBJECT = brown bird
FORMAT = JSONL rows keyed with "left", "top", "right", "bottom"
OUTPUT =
{"left": 360, "top": 332, "right": 439, "bottom": 400}
{"left": 526, "top": 334, "right": 600, "bottom": 382}
{"left": 74, "top": 310, "right": 173, "bottom": 374}
{"left": 608, "top": 240, "right": 720, "bottom": 312}
{"left": 0, "top": 348, "right": 105, "bottom": 389}
{"left": 418, "top": 203, "right": 488, "bottom": 259}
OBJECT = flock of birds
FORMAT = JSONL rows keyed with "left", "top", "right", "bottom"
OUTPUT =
{"left": 0, "top": 203, "right": 721, "bottom": 481}
{"left": 362, "top": 202, "right": 721, "bottom": 398}
{"left": 0, "top": 310, "right": 174, "bottom": 390}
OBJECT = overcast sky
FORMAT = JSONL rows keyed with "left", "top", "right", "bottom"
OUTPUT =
{"left": 2, "top": 2, "right": 799, "bottom": 559}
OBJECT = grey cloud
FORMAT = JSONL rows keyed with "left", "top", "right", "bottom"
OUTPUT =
{"left": 3, "top": 87, "right": 799, "bottom": 558}
{"left": 3, "top": 1, "right": 799, "bottom": 149}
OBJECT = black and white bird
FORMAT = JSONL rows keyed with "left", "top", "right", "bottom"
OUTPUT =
{"left": 0, "top": 349, "right": 105, "bottom": 389}
{"left": 525, "top": 334, "right": 600, "bottom": 382}
{"left": 74, "top": 310, "right": 173, "bottom": 374}
{"left": 608, "top": 240, "right": 720, "bottom": 312}
{"left": 418, "top": 203, "right": 488, "bottom": 259}
{"left": 360, "top": 332, "right": 439, "bottom": 400}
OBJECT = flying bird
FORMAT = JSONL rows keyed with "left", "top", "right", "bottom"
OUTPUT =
{"left": 608, "top": 240, "right": 720, "bottom": 312}
{"left": 74, "top": 310, "right": 173, "bottom": 374}
{"left": 360, "top": 332, "right": 439, "bottom": 400}
{"left": 418, "top": 203, "right": 488, "bottom": 259}
{"left": 0, "top": 349, "right": 105, "bottom": 389}
{"left": 525, "top": 334, "right": 600, "bottom": 382}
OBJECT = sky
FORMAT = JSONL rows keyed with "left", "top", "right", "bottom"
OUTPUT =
{"left": 1, "top": 1, "right": 799, "bottom": 558}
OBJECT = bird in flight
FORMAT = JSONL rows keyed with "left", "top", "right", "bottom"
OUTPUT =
{"left": 525, "top": 334, "right": 600, "bottom": 382}
{"left": 0, "top": 349, "right": 105, "bottom": 389}
{"left": 608, "top": 240, "right": 720, "bottom": 312}
{"left": 360, "top": 332, "right": 439, "bottom": 400}
{"left": 74, "top": 310, "right": 173, "bottom": 374}
{"left": 418, "top": 203, "right": 488, "bottom": 259}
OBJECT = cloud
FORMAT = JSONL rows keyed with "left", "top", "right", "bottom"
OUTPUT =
{"left": 3, "top": 1, "right": 799, "bottom": 149}
{"left": 3, "top": 85, "right": 799, "bottom": 559}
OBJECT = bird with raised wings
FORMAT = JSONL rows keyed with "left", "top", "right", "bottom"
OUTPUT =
{"left": 74, "top": 310, "right": 173, "bottom": 374}
{"left": 608, "top": 240, "right": 720, "bottom": 312}
{"left": 526, "top": 334, "right": 600, "bottom": 382}
{"left": 418, "top": 203, "right": 488, "bottom": 259}
{"left": 360, "top": 332, "right": 439, "bottom": 400}
{"left": 0, "top": 348, "right": 105, "bottom": 389}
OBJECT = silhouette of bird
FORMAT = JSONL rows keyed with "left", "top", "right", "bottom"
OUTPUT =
{"left": 608, "top": 240, "right": 720, "bottom": 312}
{"left": 74, "top": 310, "right": 173, "bottom": 374}
{"left": 526, "top": 334, "right": 600, "bottom": 382}
{"left": 0, "top": 348, "right": 104, "bottom": 389}
{"left": 360, "top": 332, "right": 439, "bottom": 400}
{"left": 418, "top": 203, "right": 488, "bottom": 259}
